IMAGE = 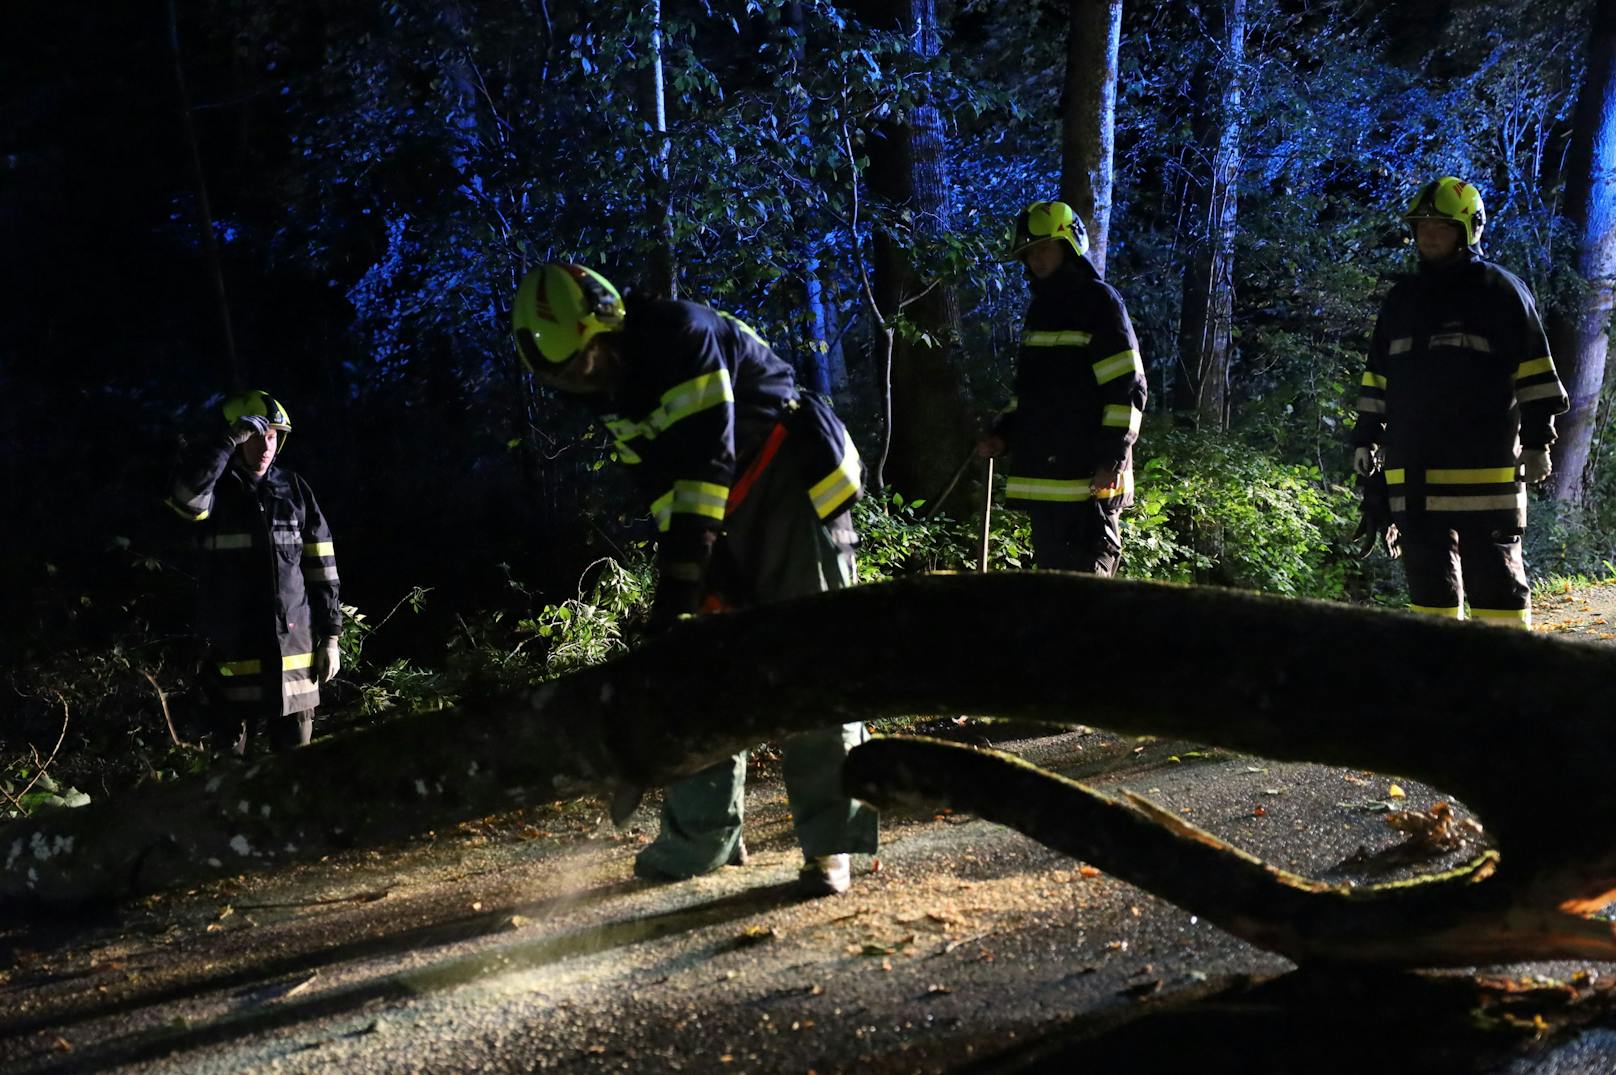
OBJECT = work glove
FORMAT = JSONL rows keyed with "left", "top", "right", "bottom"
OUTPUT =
{"left": 230, "top": 413, "right": 271, "bottom": 445}
{"left": 1353, "top": 446, "right": 1380, "bottom": 478}
{"left": 1521, "top": 447, "right": 1552, "bottom": 484}
{"left": 313, "top": 636, "right": 342, "bottom": 684}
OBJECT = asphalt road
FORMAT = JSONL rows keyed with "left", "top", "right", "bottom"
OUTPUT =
{"left": 5, "top": 593, "right": 1616, "bottom": 1074}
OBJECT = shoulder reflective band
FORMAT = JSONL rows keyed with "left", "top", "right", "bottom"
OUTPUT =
{"left": 1427, "top": 333, "right": 1491, "bottom": 352}
{"left": 1387, "top": 337, "right": 1414, "bottom": 354}
{"left": 809, "top": 427, "right": 862, "bottom": 519}
{"left": 717, "top": 310, "right": 768, "bottom": 347}
{"left": 651, "top": 369, "right": 734, "bottom": 432}
{"left": 1092, "top": 349, "right": 1143, "bottom": 385}
{"left": 1102, "top": 404, "right": 1142, "bottom": 434}
{"left": 1514, "top": 357, "right": 1555, "bottom": 380}
{"left": 1023, "top": 330, "right": 1092, "bottom": 348}
{"left": 1361, "top": 371, "right": 1388, "bottom": 391}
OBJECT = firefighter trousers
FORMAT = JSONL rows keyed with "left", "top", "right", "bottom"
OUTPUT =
{"left": 1398, "top": 520, "right": 1531, "bottom": 627}
{"left": 1027, "top": 497, "right": 1123, "bottom": 576}
{"left": 635, "top": 442, "right": 880, "bottom": 880}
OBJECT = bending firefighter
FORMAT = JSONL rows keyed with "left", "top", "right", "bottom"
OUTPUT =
{"left": 166, "top": 390, "right": 343, "bottom": 752}
{"left": 1351, "top": 177, "right": 1568, "bottom": 627}
{"left": 511, "top": 262, "right": 877, "bottom": 896}
{"left": 977, "top": 200, "right": 1148, "bottom": 575}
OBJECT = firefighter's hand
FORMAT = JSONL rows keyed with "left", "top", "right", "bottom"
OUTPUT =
{"left": 229, "top": 414, "right": 270, "bottom": 445}
{"left": 1353, "top": 446, "right": 1380, "bottom": 478}
{"left": 1521, "top": 447, "right": 1552, "bottom": 484}
{"left": 1090, "top": 466, "right": 1122, "bottom": 494}
{"left": 313, "top": 636, "right": 342, "bottom": 684}
{"left": 976, "top": 435, "right": 1006, "bottom": 459}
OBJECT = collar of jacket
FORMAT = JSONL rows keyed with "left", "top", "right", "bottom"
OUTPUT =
{"left": 1029, "top": 253, "right": 1098, "bottom": 297}
{"left": 1416, "top": 247, "right": 1481, "bottom": 278}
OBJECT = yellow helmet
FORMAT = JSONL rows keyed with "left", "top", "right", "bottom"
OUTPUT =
{"left": 1006, "top": 200, "right": 1089, "bottom": 260}
{"left": 222, "top": 389, "right": 292, "bottom": 450}
{"left": 511, "top": 263, "right": 625, "bottom": 369}
{"left": 1402, "top": 177, "right": 1485, "bottom": 249}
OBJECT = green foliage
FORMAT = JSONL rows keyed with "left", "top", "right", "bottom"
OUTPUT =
{"left": 1, "top": 769, "right": 91, "bottom": 820}
{"left": 852, "top": 491, "right": 1032, "bottom": 582}
{"left": 1122, "top": 426, "right": 1359, "bottom": 598}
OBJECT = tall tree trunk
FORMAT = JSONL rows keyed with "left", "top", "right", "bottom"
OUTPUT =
{"left": 1549, "top": 0, "right": 1616, "bottom": 503}
{"left": 1172, "top": 0, "right": 1245, "bottom": 432}
{"left": 861, "top": 0, "right": 971, "bottom": 502}
{"left": 642, "top": 0, "right": 677, "bottom": 299}
{"left": 1060, "top": 0, "right": 1122, "bottom": 276}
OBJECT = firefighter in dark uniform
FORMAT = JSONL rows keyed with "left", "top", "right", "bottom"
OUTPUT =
{"left": 166, "top": 390, "right": 343, "bottom": 752}
{"left": 977, "top": 201, "right": 1148, "bottom": 575}
{"left": 511, "top": 263, "right": 878, "bottom": 896}
{"left": 1352, "top": 177, "right": 1568, "bottom": 627}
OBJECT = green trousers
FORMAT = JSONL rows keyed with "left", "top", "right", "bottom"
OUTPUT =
{"left": 635, "top": 438, "right": 879, "bottom": 879}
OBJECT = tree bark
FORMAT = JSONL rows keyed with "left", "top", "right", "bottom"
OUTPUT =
{"left": 1060, "top": 0, "right": 1122, "bottom": 276}
{"left": 859, "top": 0, "right": 971, "bottom": 502}
{"left": 1549, "top": 0, "right": 1616, "bottom": 503}
{"left": 10, "top": 572, "right": 1616, "bottom": 969}
{"left": 1172, "top": 0, "right": 1245, "bottom": 431}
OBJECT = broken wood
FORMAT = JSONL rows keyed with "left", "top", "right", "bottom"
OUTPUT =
{"left": 4, "top": 572, "right": 1616, "bottom": 970}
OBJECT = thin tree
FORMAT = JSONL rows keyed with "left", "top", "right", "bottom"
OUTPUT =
{"left": 1549, "top": 0, "right": 1616, "bottom": 502}
{"left": 1173, "top": 0, "right": 1246, "bottom": 431}
{"left": 642, "top": 0, "right": 677, "bottom": 300}
{"left": 1060, "top": 0, "right": 1123, "bottom": 276}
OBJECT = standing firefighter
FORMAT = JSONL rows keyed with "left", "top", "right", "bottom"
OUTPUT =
{"left": 1352, "top": 177, "right": 1568, "bottom": 627}
{"left": 511, "top": 263, "right": 877, "bottom": 896}
{"left": 166, "top": 390, "right": 343, "bottom": 752}
{"left": 977, "top": 200, "right": 1148, "bottom": 575}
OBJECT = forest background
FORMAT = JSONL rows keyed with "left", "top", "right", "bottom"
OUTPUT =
{"left": 4, "top": 0, "right": 1616, "bottom": 803}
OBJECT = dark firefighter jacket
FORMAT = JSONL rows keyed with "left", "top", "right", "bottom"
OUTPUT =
{"left": 166, "top": 436, "right": 342, "bottom": 716}
{"left": 1352, "top": 250, "right": 1569, "bottom": 531}
{"left": 995, "top": 256, "right": 1148, "bottom": 505}
{"left": 597, "top": 299, "right": 862, "bottom": 598}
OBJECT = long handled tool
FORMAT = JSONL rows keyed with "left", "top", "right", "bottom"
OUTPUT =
{"left": 978, "top": 457, "right": 994, "bottom": 572}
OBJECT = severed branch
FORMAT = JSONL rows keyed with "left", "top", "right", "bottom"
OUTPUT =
{"left": 0, "top": 693, "right": 72, "bottom": 815}
{"left": 843, "top": 736, "right": 1616, "bottom": 968}
{"left": 6, "top": 570, "right": 1616, "bottom": 971}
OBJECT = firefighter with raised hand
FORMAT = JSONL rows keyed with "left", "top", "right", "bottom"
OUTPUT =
{"left": 166, "top": 390, "right": 343, "bottom": 753}
{"left": 977, "top": 201, "right": 1148, "bottom": 575}
{"left": 1352, "top": 177, "right": 1568, "bottom": 627}
{"left": 511, "top": 262, "right": 878, "bottom": 896}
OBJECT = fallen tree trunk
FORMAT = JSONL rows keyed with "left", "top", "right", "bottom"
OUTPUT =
{"left": 6, "top": 573, "right": 1616, "bottom": 967}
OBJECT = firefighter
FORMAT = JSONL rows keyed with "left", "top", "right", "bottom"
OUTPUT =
{"left": 511, "top": 263, "right": 878, "bottom": 896}
{"left": 976, "top": 200, "right": 1148, "bottom": 575}
{"left": 166, "top": 390, "right": 343, "bottom": 753}
{"left": 1351, "top": 177, "right": 1568, "bottom": 627}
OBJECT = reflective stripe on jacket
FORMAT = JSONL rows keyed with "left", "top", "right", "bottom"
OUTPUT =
{"left": 601, "top": 299, "right": 862, "bottom": 582}
{"left": 1351, "top": 251, "right": 1568, "bottom": 530}
{"left": 995, "top": 257, "right": 1148, "bottom": 505}
{"left": 167, "top": 437, "right": 342, "bottom": 716}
